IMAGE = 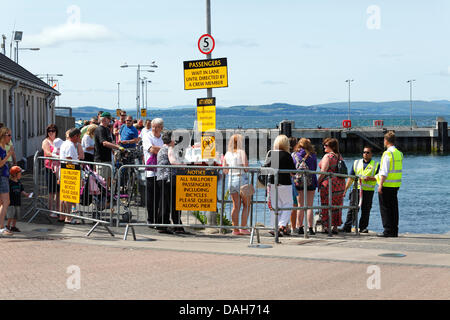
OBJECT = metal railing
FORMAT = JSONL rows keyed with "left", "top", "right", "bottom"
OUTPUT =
{"left": 25, "top": 153, "right": 360, "bottom": 243}
{"left": 116, "top": 163, "right": 359, "bottom": 244}
{"left": 24, "top": 153, "right": 115, "bottom": 237}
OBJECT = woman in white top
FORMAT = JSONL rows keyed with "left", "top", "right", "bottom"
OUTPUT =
{"left": 81, "top": 124, "right": 97, "bottom": 163}
{"left": 223, "top": 134, "right": 251, "bottom": 236}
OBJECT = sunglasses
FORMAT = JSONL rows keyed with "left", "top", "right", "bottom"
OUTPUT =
{"left": 126, "top": 120, "right": 132, "bottom": 122}
{"left": 48, "top": 130, "right": 56, "bottom": 133}
{"left": 363, "top": 151, "right": 371, "bottom": 154}
{"left": 323, "top": 144, "right": 329, "bottom": 147}
{"left": 6, "top": 134, "right": 12, "bottom": 137}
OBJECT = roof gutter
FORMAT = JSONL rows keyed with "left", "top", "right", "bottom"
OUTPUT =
{"left": 0, "top": 70, "right": 60, "bottom": 96}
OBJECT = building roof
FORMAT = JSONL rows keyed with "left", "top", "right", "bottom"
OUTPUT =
{"left": 0, "top": 53, "right": 60, "bottom": 95}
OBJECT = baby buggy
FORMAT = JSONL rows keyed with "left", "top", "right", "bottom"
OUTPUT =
{"left": 79, "top": 165, "right": 134, "bottom": 223}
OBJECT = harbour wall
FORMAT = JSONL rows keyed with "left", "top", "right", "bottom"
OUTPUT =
{"left": 181, "top": 118, "right": 448, "bottom": 161}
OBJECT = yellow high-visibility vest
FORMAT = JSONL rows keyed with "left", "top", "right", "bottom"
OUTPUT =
{"left": 354, "top": 159, "right": 379, "bottom": 191}
{"left": 379, "top": 147, "right": 403, "bottom": 188}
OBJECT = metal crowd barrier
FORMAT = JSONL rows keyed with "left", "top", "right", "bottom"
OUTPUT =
{"left": 272, "top": 168, "right": 359, "bottom": 243}
{"left": 116, "top": 164, "right": 359, "bottom": 244}
{"left": 24, "top": 152, "right": 360, "bottom": 244}
{"left": 116, "top": 164, "right": 275, "bottom": 244}
{"left": 24, "top": 154, "right": 115, "bottom": 237}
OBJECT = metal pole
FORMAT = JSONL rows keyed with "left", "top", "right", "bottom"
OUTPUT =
{"left": 206, "top": 0, "right": 212, "bottom": 99}
{"left": 348, "top": 81, "right": 351, "bottom": 121}
{"left": 136, "top": 65, "right": 140, "bottom": 120}
{"left": 15, "top": 41, "right": 18, "bottom": 63}
{"left": 117, "top": 82, "right": 120, "bottom": 109}
{"left": 141, "top": 79, "right": 145, "bottom": 115}
{"left": 410, "top": 81, "right": 413, "bottom": 130}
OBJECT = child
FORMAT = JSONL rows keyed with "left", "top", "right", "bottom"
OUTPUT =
{"left": 6, "top": 166, "right": 30, "bottom": 232}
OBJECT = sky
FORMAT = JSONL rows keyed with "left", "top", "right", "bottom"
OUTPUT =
{"left": 1, "top": 0, "right": 449, "bottom": 110}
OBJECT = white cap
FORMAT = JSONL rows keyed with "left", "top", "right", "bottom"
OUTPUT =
{"left": 53, "top": 138, "right": 63, "bottom": 149}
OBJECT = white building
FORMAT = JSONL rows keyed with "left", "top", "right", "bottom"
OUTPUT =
{"left": 0, "top": 53, "right": 60, "bottom": 161}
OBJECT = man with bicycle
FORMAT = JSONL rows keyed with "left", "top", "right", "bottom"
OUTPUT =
{"left": 118, "top": 115, "right": 140, "bottom": 151}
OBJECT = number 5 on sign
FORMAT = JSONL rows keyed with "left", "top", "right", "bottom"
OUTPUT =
{"left": 198, "top": 34, "right": 215, "bottom": 55}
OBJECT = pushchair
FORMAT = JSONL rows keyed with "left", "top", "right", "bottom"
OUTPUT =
{"left": 79, "top": 165, "right": 134, "bottom": 223}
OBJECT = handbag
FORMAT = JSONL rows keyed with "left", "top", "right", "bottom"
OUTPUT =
{"left": 336, "top": 154, "right": 348, "bottom": 175}
{"left": 240, "top": 183, "right": 255, "bottom": 198}
{"left": 145, "top": 153, "right": 157, "bottom": 171}
{"left": 257, "top": 151, "right": 271, "bottom": 187}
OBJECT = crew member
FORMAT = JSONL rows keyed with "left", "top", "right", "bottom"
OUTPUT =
{"left": 377, "top": 131, "right": 403, "bottom": 237}
{"left": 341, "top": 146, "right": 379, "bottom": 233}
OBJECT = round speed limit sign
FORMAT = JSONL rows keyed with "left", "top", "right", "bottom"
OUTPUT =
{"left": 198, "top": 34, "right": 215, "bottom": 55}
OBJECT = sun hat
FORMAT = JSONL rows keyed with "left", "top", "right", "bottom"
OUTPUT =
{"left": 10, "top": 166, "right": 25, "bottom": 175}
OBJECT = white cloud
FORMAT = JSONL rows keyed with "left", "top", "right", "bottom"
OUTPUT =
{"left": 24, "top": 22, "right": 116, "bottom": 48}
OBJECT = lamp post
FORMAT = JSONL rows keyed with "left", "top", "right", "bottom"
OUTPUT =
{"left": 345, "top": 79, "right": 354, "bottom": 122}
{"left": 120, "top": 62, "right": 158, "bottom": 119}
{"left": 117, "top": 82, "right": 120, "bottom": 109}
{"left": 407, "top": 79, "right": 416, "bottom": 130}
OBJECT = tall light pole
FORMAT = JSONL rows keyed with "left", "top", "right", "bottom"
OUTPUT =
{"left": 345, "top": 79, "right": 354, "bottom": 121}
{"left": 145, "top": 80, "right": 152, "bottom": 110}
{"left": 117, "top": 82, "right": 120, "bottom": 109}
{"left": 407, "top": 79, "right": 416, "bottom": 130}
{"left": 120, "top": 62, "right": 157, "bottom": 119}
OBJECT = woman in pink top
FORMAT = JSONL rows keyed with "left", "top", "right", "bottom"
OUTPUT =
{"left": 42, "top": 124, "right": 61, "bottom": 219}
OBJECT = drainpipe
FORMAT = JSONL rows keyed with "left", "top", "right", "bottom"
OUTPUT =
{"left": 10, "top": 80, "right": 20, "bottom": 147}
{"left": 46, "top": 93, "right": 55, "bottom": 125}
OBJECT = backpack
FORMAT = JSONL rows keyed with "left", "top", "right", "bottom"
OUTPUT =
{"left": 293, "top": 152, "right": 313, "bottom": 190}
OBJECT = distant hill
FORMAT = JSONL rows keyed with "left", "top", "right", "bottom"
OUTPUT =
{"left": 68, "top": 100, "right": 450, "bottom": 120}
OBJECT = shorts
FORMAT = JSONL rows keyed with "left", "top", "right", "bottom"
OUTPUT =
{"left": 0, "top": 176, "right": 9, "bottom": 194}
{"left": 228, "top": 174, "right": 249, "bottom": 194}
{"left": 97, "top": 162, "right": 112, "bottom": 181}
{"left": 295, "top": 185, "right": 316, "bottom": 191}
{"left": 45, "top": 168, "right": 59, "bottom": 193}
{"left": 6, "top": 206, "right": 21, "bottom": 220}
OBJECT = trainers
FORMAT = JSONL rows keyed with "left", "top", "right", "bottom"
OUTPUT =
{"left": 0, "top": 228, "right": 13, "bottom": 236}
{"left": 338, "top": 227, "right": 352, "bottom": 233}
{"left": 10, "top": 227, "right": 21, "bottom": 232}
{"left": 308, "top": 227, "right": 315, "bottom": 235}
{"left": 297, "top": 226, "right": 304, "bottom": 235}
{"left": 359, "top": 228, "right": 369, "bottom": 233}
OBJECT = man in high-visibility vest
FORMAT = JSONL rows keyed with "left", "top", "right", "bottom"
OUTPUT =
{"left": 376, "top": 131, "right": 403, "bottom": 237}
{"left": 340, "top": 146, "right": 379, "bottom": 233}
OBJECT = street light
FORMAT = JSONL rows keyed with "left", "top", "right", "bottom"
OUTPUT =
{"left": 345, "top": 79, "right": 354, "bottom": 122}
{"left": 407, "top": 79, "right": 416, "bottom": 130}
{"left": 120, "top": 62, "right": 158, "bottom": 119}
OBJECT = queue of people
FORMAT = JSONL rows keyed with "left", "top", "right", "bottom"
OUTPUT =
{"left": 262, "top": 131, "right": 403, "bottom": 238}
{"left": 1, "top": 109, "right": 403, "bottom": 239}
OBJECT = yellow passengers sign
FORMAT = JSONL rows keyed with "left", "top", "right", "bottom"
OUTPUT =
{"left": 176, "top": 169, "right": 217, "bottom": 212}
{"left": 197, "top": 97, "right": 216, "bottom": 132}
{"left": 184, "top": 58, "right": 228, "bottom": 90}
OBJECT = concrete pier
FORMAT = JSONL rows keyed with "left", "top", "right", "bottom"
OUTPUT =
{"left": 188, "top": 118, "right": 449, "bottom": 161}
